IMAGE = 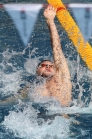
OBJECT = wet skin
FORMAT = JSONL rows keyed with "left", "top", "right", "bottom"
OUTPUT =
{"left": 36, "top": 60, "right": 72, "bottom": 106}
{"left": 37, "top": 61, "right": 55, "bottom": 78}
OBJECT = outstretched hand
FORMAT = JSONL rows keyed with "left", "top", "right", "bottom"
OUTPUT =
{"left": 43, "top": 5, "right": 57, "bottom": 21}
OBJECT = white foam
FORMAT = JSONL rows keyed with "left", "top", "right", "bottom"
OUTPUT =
{"left": 1, "top": 45, "right": 92, "bottom": 139}
{"left": 2, "top": 104, "right": 71, "bottom": 139}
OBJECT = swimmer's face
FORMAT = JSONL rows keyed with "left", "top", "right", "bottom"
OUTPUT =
{"left": 37, "top": 61, "right": 56, "bottom": 77}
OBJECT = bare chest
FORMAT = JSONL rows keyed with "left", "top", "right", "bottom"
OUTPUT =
{"left": 37, "top": 76, "right": 63, "bottom": 97}
{"left": 46, "top": 76, "right": 63, "bottom": 95}
{"left": 35, "top": 75, "right": 72, "bottom": 106}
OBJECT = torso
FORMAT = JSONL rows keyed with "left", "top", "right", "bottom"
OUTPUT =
{"left": 36, "top": 73, "right": 71, "bottom": 106}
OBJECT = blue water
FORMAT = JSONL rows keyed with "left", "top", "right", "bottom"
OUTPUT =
{"left": 0, "top": 0, "right": 92, "bottom": 139}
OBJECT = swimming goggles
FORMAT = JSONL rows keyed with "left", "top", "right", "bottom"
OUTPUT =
{"left": 38, "top": 63, "right": 54, "bottom": 68}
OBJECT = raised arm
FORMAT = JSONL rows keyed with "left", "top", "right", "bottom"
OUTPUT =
{"left": 44, "top": 5, "right": 71, "bottom": 88}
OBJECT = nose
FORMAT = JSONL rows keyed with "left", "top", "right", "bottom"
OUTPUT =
{"left": 46, "top": 65, "right": 50, "bottom": 68}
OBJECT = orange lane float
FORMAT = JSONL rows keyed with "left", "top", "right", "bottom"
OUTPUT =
{"left": 47, "top": 0, "right": 92, "bottom": 70}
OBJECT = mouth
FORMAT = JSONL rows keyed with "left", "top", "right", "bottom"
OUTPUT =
{"left": 41, "top": 69, "right": 54, "bottom": 78}
{"left": 45, "top": 69, "right": 51, "bottom": 72}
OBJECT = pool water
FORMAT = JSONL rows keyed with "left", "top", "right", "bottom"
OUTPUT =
{"left": 0, "top": 0, "right": 92, "bottom": 139}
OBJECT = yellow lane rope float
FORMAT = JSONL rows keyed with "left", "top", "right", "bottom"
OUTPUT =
{"left": 47, "top": 0, "right": 92, "bottom": 70}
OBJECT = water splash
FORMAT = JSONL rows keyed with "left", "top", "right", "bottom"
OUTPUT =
{"left": 0, "top": 42, "right": 92, "bottom": 139}
{"left": 2, "top": 103, "right": 71, "bottom": 139}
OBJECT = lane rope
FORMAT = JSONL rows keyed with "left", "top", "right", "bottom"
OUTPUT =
{"left": 47, "top": 0, "right": 92, "bottom": 70}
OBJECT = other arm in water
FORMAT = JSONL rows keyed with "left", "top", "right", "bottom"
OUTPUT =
{"left": 0, "top": 87, "right": 30, "bottom": 106}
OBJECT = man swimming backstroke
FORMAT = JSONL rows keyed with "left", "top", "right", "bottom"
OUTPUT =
{"left": 0, "top": 5, "right": 72, "bottom": 107}
{"left": 36, "top": 5, "right": 72, "bottom": 106}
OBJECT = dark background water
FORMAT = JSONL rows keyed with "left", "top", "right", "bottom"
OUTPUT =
{"left": 0, "top": 0, "right": 92, "bottom": 139}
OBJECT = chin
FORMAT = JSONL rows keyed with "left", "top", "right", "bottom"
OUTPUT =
{"left": 42, "top": 72, "right": 54, "bottom": 78}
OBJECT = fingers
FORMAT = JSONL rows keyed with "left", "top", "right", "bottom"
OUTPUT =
{"left": 47, "top": 5, "right": 57, "bottom": 12}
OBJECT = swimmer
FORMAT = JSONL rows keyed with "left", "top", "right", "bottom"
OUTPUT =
{"left": 35, "top": 5, "right": 72, "bottom": 106}
{"left": 0, "top": 5, "right": 72, "bottom": 107}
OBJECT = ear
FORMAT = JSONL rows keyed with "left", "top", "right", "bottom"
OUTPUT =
{"left": 36, "top": 68, "right": 40, "bottom": 76}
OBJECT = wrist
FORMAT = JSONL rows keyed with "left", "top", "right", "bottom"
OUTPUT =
{"left": 46, "top": 19, "right": 54, "bottom": 25}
